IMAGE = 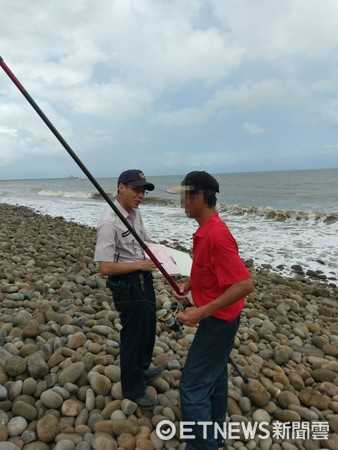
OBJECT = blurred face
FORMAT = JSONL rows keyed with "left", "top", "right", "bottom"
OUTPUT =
{"left": 181, "top": 190, "right": 204, "bottom": 219}
{"left": 118, "top": 183, "right": 147, "bottom": 211}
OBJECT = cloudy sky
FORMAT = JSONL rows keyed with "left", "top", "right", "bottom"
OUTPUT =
{"left": 1, "top": 0, "right": 338, "bottom": 180}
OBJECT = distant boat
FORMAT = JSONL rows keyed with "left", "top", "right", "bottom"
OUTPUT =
{"left": 67, "top": 175, "right": 79, "bottom": 179}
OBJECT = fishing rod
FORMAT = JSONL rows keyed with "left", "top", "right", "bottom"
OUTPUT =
{"left": 0, "top": 55, "right": 181, "bottom": 295}
{"left": 0, "top": 56, "right": 248, "bottom": 383}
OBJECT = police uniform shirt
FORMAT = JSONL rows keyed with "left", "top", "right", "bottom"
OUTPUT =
{"left": 94, "top": 200, "right": 149, "bottom": 263}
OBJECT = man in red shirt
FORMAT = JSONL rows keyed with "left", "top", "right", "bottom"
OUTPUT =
{"left": 170, "top": 171, "right": 254, "bottom": 450}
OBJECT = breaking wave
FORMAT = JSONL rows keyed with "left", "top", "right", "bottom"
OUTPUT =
{"left": 37, "top": 189, "right": 337, "bottom": 225}
{"left": 38, "top": 190, "right": 115, "bottom": 200}
{"left": 218, "top": 204, "right": 338, "bottom": 225}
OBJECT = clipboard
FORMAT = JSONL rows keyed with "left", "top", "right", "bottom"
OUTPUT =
{"left": 146, "top": 243, "right": 192, "bottom": 278}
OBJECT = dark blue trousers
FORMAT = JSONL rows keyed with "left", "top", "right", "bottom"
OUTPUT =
{"left": 119, "top": 272, "right": 156, "bottom": 399}
{"left": 180, "top": 315, "right": 240, "bottom": 450}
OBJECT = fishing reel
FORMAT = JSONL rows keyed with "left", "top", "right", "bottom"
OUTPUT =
{"left": 159, "top": 297, "right": 193, "bottom": 332}
{"left": 159, "top": 301, "right": 182, "bottom": 332}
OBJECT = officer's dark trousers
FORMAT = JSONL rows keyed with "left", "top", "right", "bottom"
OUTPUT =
{"left": 119, "top": 272, "right": 156, "bottom": 399}
{"left": 180, "top": 315, "right": 240, "bottom": 450}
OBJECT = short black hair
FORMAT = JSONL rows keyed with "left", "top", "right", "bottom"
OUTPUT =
{"left": 203, "top": 189, "right": 217, "bottom": 207}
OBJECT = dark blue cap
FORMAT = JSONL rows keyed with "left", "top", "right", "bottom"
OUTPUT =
{"left": 118, "top": 169, "right": 155, "bottom": 191}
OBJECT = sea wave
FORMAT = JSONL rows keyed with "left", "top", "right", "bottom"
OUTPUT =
{"left": 218, "top": 204, "right": 338, "bottom": 224}
{"left": 146, "top": 198, "right": 338, "bottom": 224}
{"left": 36, "top": 189, "right": 337, "bottom": 225}
{"left": 38, "top": 190, "right": 91, "bottom": 199}
{"left": 38, "top": 190, "right": 115, "bottom": 200}
{"left": 143, "top": 197, "right": 180, "bottom": 207}
{"left": 91, "top": 192, "right": 115, "bottom": 200}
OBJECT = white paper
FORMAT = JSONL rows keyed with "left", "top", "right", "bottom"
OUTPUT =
{"left": 146, "top": 243, "right": 192, "bottom": 278}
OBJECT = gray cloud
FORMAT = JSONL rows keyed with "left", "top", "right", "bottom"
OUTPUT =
{"left": 1, "top": 0, "right": 338, "bottom": 179}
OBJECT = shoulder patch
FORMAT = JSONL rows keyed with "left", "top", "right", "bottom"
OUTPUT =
{"left": 122, "top": 230, "right": 131, "bottom": 238}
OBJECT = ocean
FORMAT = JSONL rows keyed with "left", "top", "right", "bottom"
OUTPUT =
{"left": 1, "top": 168, "right": 337, "bottom": 281}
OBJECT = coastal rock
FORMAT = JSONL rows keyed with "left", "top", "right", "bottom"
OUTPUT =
{"left": 1, "top": 203, "right": 338, "bottom": 448}
{"left": 40, "top": 390, "right": 64, "bottom": 409}
{"left": 241, "top": 379, "right": 271, "bottom": 407}
{"left": 58, "top": 362, "right": 85, "bottom": 386}
{"left": 36, "top": 414, "right": 60, "bottom": 443}
{"left": 252, "top": 408, "right": 271, "bottom": 423}
{"left": 117, "top": 433, "right": 136, "bottom": 450}
{"left": 277, "top": 391, "right": 300, "bottom": 409}
{"left": 311, "top": 368, "right": 337, "bottom": 383}
{"left": 89, "top": 373, "right": 112, "bottom": 396}
{"left": 11, "top": 401, "right": 37, "bottom": 421}
{"left": 7, "top": 417, "right": 27, "bottom": 437}
{"left": 26, "top": 351, "right": 49, "bottom": 379}
{"left": 299, "top": 387, "right": 331, "bottom": 410}
{"left": 274, "top": 409, "right": 301, "bottom": 422}
{"left": 92, "top": 432, "right": 117, "bottom": 450}
{"left": 121, "top": 399, "right": 138, "bottom": 416}
{"left": 273, "top": 345, "right": 293, "bottom": 365}
{"left": 4, "top": 356, "right": 27, "bottom": 377}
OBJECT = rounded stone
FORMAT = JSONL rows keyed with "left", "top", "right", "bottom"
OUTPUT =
{"left": 61, "top": 399, "right": 83, "bottom": 417}
{"left": 22, "top": 378, "right": 38, "bottom": 396}
{"left": 0, "top": 443, "right": 22, "bottom": 450}
{"left": 85, "top": 388, "right": 95, "bottom": 411}
{"left": 7, "top": 416, "right": 28, "bottom": 437}
{"left": 89, "top": 373, "right": 112, "bottom": 396}
{"left": 37, "top": 414, "right": 60, "bottom": 443}
{"left": 0, "top": 423, "right": 8, "bottom": 442}
{"left": 92, "top": 432, "right": 117, "bottom": 450}
{"left": 299, "top": 387, "right": 331, "bottom": 410}
{"left": 121, "top": 398, "right": 137, "bottom": 416}
{"left": 12, "top": 401, "right": 37, "bottom": 421}
{"left": 117, "top": 433, "right": 136, "bottom": 450}
{"left": 4, "top": 355, "right": 27, "bottom": 377}
{"left": 288, "top": 372, "right": 305, "bottom": 391}
{"left": 274, "top": 409, "right": 301, "bottom": 422}
{"left": 26, "top": 351, "right": 49, "bottom": 378}
{"left": 40, "top": 390, "right": 64, "bottom": 409}
{"left": 273, "top": 345, "right": 293, "bottom": 365}
{"left": 112, "top": 419, "right": 139, "bottom": 436}
{"left": 55, "top": 440, "right": 76, "bottom": 450}
{"left": 0, "top": 386, "right": 7, "bottom": 401}
{"left": 241, "top": 379, "right": 271, "bottom": 407}
{"left": 58, "top": 362, "right": 85, "bottom": 386}
{"left": 277, "top": 391, "right": 300, "bottom": 409}
{"left": 252, "top": 409, "right": 271, "bottom": 423}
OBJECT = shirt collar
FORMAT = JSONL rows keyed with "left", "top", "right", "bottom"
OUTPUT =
{"left": 194, "top": 212, "right": 220, "bottom": 238}
{"left": 114, "top": 199, "right": 136, "bottom": 220}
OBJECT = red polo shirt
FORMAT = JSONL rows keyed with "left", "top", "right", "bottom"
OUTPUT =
{"left": 190, "top": 212, "right": 250, "bottom": 321}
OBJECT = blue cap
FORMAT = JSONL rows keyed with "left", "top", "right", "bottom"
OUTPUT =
{"left": 118, "top": 169, "right": 155, "bottom": 191}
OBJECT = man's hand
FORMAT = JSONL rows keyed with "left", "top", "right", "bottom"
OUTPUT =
{"left": 177, "top": 306, "right": 205, "bottom": 327}
{"left": 137, "top": 259, "right": 158, "bottom": 272}
{"left": 99, "top": 259, "right": 158, "bottom": 276}
{"left": 172, "top": 281, "right": 191, "bottom": 302}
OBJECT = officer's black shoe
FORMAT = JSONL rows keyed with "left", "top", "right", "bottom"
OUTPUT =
{"left": 134, "top": 392, "right": 157, "bottom": 410}
{"left": 143, "top": 365, "right": 164, "bottom": 383}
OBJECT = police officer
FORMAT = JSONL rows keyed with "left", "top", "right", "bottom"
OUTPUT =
{"left": 94, "top": 169, "right": 163, "bottom": 409}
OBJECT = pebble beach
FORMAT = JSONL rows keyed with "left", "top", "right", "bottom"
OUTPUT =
{"left": 0, "top": 203, "right": 337, "bottom": 450}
